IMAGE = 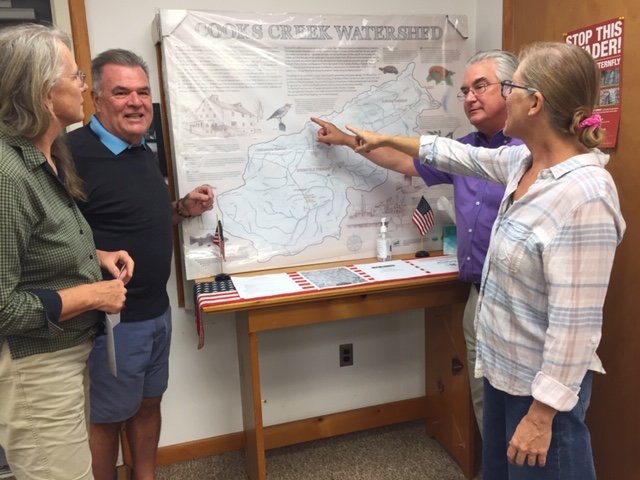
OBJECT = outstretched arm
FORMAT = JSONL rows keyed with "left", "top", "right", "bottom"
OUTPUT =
{"left": 345, "top": 125, "right": 421, "bottom": 159}
{"left": 311, "top": 117, "right": 418, "bottom": 176}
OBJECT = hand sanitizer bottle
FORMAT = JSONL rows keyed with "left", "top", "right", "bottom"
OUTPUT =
{"left": 376, "top": 217, "right": 392, "bottom": 261}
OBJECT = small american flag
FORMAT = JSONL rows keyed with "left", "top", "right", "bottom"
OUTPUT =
{"left": 212, "top": 219, "right": 225, "bottom": 261}
{"left": 412, "top": 196, "right": 435, "bottom": 237}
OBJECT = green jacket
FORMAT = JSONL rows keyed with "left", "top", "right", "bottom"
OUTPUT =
{"left": 0, "top": 134, "right": 102, "bottom": 359}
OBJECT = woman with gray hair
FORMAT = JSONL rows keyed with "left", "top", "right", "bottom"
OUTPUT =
{"left": 0, "top": 24, "right": 133, "bottom": 480}
{"left": 345, "top": 41, "right": 625, "bottom": 480}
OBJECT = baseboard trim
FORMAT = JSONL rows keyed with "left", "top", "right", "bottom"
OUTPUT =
{"left": 155, "top": 396, "right": 427, "bottom": 466}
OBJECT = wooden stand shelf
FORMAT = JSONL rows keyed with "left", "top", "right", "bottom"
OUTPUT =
{"left": 199, "top": 256, "right": 480, "bottom": 479}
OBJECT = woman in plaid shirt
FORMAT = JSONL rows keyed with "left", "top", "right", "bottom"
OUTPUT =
{"left": 346, "top": 42, "right": 625, "bottom": 480}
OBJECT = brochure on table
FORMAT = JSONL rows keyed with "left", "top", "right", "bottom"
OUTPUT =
{"left": 230, "top": 256, "right": 458, "bottom": 300}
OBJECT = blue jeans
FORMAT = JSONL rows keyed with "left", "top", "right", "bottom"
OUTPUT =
{"left": 483, "top": 372, "right": 595, "bottom": 480}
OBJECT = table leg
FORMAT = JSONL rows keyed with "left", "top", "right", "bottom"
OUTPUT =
{"left": 424, "top": 303, "right": 479, "bottom": 479}
{"left": 236, "top": 312, "right": 267, "bottom": 480}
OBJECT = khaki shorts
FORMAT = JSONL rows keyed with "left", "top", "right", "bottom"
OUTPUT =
{"left": 0, "top": 341, "right": 93, "bottom": 480}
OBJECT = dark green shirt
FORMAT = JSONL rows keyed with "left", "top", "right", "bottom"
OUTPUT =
{"left": 0, "top": 133, "right": 103, "bottom": 359}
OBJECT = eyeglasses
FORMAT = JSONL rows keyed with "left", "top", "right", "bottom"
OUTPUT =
{"left": 500, "top": 80, "right": 538, "bottom": 99}
{"left": 66, "top": 70, "right": 87, "bottom": 86}
{"left": 457, "top": 82, "right": 500, "bottom": 101}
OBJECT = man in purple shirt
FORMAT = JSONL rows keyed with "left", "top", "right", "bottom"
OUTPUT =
{"left": 311, "top": 50, "right": 520, "bottom": 435}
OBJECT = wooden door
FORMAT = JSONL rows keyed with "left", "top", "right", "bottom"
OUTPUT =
{"left": 503, "top": 2, "right": 640, "bottom": 479}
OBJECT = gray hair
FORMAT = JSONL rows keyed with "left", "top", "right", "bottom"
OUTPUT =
{"left": 467, "top": 50, "right": 519, "bottom": 82}
{"left": 92, "top": 49, "right": 149, "bottom": 96}
{"left": 0, "top": 23, "right": 70, "bottom": 139}
{"left": 0, "top": 23, "right": 86, "bottom": 199}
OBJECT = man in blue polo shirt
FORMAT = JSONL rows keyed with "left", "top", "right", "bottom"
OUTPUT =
{"left": 311, "top": 50, "right": 521, "bottom": 435}
{"left": 69, "top": 49, "right": 214, "bottom": 480}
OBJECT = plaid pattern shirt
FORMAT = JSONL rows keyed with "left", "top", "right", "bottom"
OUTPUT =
{"left": 419, "top": 136, "right": 625, "bottom": 411}
{"left": 0, "top": 134, "right": 102, "bottom": 359}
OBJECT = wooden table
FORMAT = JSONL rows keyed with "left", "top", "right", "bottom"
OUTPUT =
{"left": 199, "top": 256, "right": 479, "bottom": 479}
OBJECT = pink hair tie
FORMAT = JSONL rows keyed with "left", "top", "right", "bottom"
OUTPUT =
{"left": 579, "top": 113, "right": 603, "bottom": 129}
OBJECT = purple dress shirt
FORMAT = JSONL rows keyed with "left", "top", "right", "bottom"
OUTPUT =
{"left": 413, "top": 130, "right": 521, "bottom": 283}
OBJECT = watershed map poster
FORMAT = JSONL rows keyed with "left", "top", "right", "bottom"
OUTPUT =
{"left": 157, "top": 10, "right": 470, "bottom": 279}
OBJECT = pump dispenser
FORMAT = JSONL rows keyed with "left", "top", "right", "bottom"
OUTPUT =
{"left": 376, "top": 217, "right": 392, "bottom": 261}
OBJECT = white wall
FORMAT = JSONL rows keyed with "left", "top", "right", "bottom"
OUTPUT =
{"left": 54, "top": 0, "right": 503, "bottom": 448}
{"left": 475, "top": 0, "right": 504, "bottom": 52}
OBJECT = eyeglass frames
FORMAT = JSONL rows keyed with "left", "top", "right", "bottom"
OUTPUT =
{"left": 500, "top": 80, "right": 538, "bottom": 99}
{"left": 457, "top": 81, "right": 501, "bottom": 101}
{"left": 65, "top": 70, "right": 87, "bottom": 86}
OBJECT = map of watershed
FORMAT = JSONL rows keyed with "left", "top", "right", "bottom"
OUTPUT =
{"left": 204, "top": 64, "right": 448, "bottom": 271}
{"left": 159, "top": 10, "right": 468, "bottom": 278}
{"left": 176, "top": 59, "right": 461, "bottom": 279}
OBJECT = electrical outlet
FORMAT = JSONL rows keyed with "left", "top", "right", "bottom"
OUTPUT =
{"left": 339, "top": 343, "right": 353, "bottom": 367}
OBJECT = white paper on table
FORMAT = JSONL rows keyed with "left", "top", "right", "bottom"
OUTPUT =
{"left": 105, "top": 313, "right": 120, "bottom": 377}
{"left": 406, "top": 255, "right": 459, "bottom": 275}
{"left": 231, "top": 273, "right": 305, "bottom": 299}
{"left": 354, "top": 260, "right": 426, "bottom": 281}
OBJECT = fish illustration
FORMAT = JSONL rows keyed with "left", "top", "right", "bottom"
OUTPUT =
{"left": 426, "top": 66, "right": 455, "bottom": 85}
{"left": 190, "top": 234, "right": 214, "bottom": 246}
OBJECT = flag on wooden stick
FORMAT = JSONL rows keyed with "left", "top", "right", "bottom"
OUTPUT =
{"left": 412, "top": 196, "right": 435, "bottom": 237}
{"left": 212, "top": 219, "right": 225, "bottom": 261}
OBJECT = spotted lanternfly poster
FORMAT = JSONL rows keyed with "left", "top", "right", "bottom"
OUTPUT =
{"left": 565, "top": 17, "right": 624, "bottom": 148}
